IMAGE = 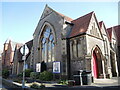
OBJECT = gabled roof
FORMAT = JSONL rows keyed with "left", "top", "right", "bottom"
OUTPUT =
{"left": 4, "top": 39, "right": 21, "bottom": 51}
{"left": 56, "top": 12, "right": 73, "bottom": 22}
{"left": 16, "top": 44, "right": 23, "bottom": 62}
{"left": 26, "top": 40, "right": 33, "bottom": 60}
{"left": 25, "top": 40, "right": 33, "bottom": 52}
{"left": 34, "top": 5, "right": 73, "bottom": 36}
{"left": 16, "top": 43, "right": 23, "bottom": 49}
{"left": 12, "top": 43, "right": 23, "bottom": 62}
{"left": 41, "top": 5, "right": 73, "bottom": 22}
{"left": 69, "top": 11, "right": 94, "bottom": 38}
{"left": 48, "top": 5, "right": 73, "bottom": 22}
{"left": 107, "top": 25, "right": 120, "bottom": 45}
{"left": 113, "top": 25, "right": 120, "bottom": 46}
{"left": 107, "top": 27, "right": 112, "bottom": 42}
{"left": 99, "top": 21, "right": 103, "bottom": 29}
{"left": 11, "top": 41, "right": 19, "bottom": 51}
{"left": 99, "top": 21, "right": 111, "bottom": 41}
{"left": 39, "top": 5, "right": 96, "bottom": 38}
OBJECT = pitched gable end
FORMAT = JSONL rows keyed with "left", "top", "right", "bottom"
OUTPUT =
{"left": 107, "top": 27, "right": 112, "bottom": 42}
{"left": 40, "top": 4, "right": 53, "bottom": 20}
{"left": 99, "top": 21, "right": 111, "bottom": 41}
{"left": 113, "top": 25, "right": 120, "bottom": 46}
{"left": 87, "top": 13, "right": 102, "bottom": 39}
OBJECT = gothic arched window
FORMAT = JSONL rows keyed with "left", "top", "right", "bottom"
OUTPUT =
{"left": 41, "top": 26, "right": 55, "bottom": 62}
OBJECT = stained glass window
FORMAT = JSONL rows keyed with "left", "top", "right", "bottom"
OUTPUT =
{"left": 41, "top": 26, "right": 55, "bottom": 62}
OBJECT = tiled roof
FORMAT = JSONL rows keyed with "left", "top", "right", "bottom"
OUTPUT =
{"left": 11, "top": 41, "right": 20, "bottom": 51}
{"left": 69, "top": 11, "right": 94, "bottom": 38}
{"left": 113, "top": 25, "right": 120, "bottom": 46}
{"left": 99, "top": 21, "right": 103, "bottom": 29}
{"left": 26, "top": 40, "right": 33, "bottom": 61}
{"left": 5, "top": 39, "right": 22, "bottom": 51}
{"left": 107, "top": 27, "right": 112, "bottom": 42}
{"left": 47, "top": 6, "right": 94, "bottom": 38}
{"left": 16, "top": 44, "right": 23, "bottom": 62}
{"left": 56, "top": 12, "right": 73, "bottom": 22}
{"left": 46, "top": 5, "right": 73, "bottom": 22}
{"left": 25, "top": 40, "right": 33, "bottom": 51}
{"left": 99, "top": 21, "right": 111, "bottom": 42}
{"left": 107, "top": 25, "right": 120, "bottom": 45}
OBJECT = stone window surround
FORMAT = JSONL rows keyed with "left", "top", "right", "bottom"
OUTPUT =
{"left": 38, "top": 22, "right": 57, "bottom": 63}
{"left": 41, "top": 26, "right": 55, "bottom": 62}
{"left": 70, "top": 37, "right": 83, "bottom": 60}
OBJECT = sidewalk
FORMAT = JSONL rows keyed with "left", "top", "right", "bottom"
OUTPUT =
{"left": 1, "top": 77, "right": 120, "bottom": 89}
{"left": 91, "top": 77, "right": 120, "bottom": 87}
{"left": 12, "top": 77, "right": 120, "bottom": 88}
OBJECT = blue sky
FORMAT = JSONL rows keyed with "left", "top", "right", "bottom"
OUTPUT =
{"left": 1, "top": 2, "right": 118, "bottom": 51}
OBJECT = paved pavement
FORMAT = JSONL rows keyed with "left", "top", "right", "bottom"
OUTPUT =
{"left": 11, "top": 77, "right": 120, "bottom": 88}
{"left": 0, "top": 83, "right": 8, "bottom": 90}
{"left": 1, "top": 76, "right": 120, "bottom": 89}
{"left": 91, "top": 77, "right": 120, "bottom": 87}
{"left": 0, "top": 76, "right": 12, "bottom": 90}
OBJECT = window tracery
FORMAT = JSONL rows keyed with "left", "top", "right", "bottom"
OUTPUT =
{"left": 41, "top": 26, "right": 55, "bottom": 62}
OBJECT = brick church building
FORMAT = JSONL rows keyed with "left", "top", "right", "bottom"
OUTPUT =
{"left": 2, "top": 5, "right": 119, "bottom": 80}
{"left": 32, "top": 5, "right": 119, "bottom": 79}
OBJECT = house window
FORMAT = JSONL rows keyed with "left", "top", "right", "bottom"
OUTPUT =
{"left": 41, "top": 26, "right": 55, "bottom": 62}
{"left": 77, "top": 40, "right": 82, "bottom": 57}
{"left": 71, "top": 40, "right": 77, "bottom": 58}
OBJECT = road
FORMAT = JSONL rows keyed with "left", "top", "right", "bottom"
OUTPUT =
{"left": 0, "top": 77, "right": 12, "bottom": 90}
{"left": 0, "top": 84, "right": 13, "bottom": 90}
{"left": 0, "top": 83, "right": 8, "bottom": 90}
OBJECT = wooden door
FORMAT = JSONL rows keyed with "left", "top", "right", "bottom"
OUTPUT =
{"left": 92, "top": 51, "right": 98, "bottom": 78}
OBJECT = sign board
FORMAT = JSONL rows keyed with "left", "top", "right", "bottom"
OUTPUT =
{"left": 53, "top": 61, "right": 60, "bottom": 73}
{"left": 22, "top": 55, "right": 26, "bottom": 60}
{"left": 20, "top": 44, "right": 29, "bottom": 56}
{"left": 36, "top": 63, "right": 41, "bottom": 72}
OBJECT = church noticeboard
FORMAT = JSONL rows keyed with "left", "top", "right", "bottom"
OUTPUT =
{"left": 53, "top": 61, "right": 60, "bottom": 73}
{"left": 36, "top": 63, "right": 41, "bottom": 72}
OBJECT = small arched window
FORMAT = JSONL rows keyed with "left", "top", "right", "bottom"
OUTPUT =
{"left": 72, "top": 40, "right": 77, "bottom": 58}
{"left": 41, "top": 26, "right": 55, "bottom": 62}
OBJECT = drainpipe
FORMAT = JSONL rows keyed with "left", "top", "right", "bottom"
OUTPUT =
{"left": 66, "top": 38, "right": 71, "bottom": 79}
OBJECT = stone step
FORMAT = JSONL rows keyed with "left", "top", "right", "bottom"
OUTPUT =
{"left": 94, "top": 77, "right": 119, "bottom": 84}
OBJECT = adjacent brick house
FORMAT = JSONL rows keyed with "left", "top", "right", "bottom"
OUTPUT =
{"left": 2, "top": 39, "right": 18, "bottom": 73}
{"left": 12, "top": 43, "right": 23, "bottom": 75}
{"left": 0, "top": 50, "right": 2, "bottom": 72}
{"left": 12, "top": 40, "right": 33, "bottom": 75}
{"left": 107, "top": 25, "right": 120, "bottom": 77}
